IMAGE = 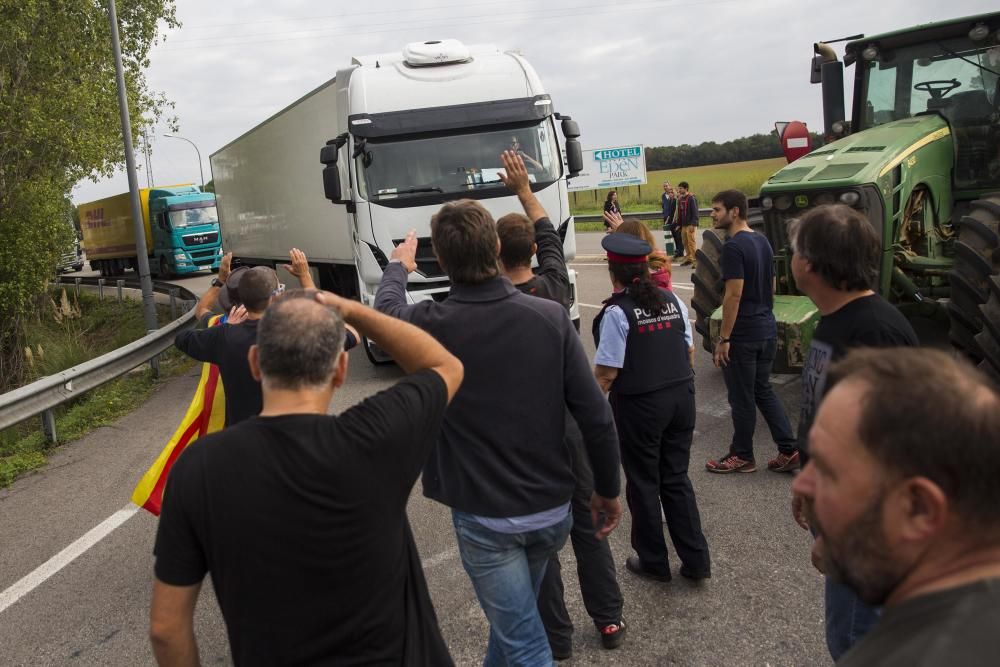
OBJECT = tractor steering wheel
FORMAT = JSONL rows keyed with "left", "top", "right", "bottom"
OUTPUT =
{"left": 914, "top": 79, "right": 962, "bottom": 100}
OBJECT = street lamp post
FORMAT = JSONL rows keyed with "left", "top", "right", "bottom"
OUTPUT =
{"left": 164, "top": 133, "right": 205, "bottom": 190}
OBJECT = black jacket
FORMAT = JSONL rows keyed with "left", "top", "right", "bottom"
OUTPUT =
{"left": 374, "top": 264, "right": 620, "bottom": 517}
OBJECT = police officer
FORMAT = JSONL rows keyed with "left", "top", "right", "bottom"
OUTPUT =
{"left": 592, "top": 233, "right": 711, "bottom": 582}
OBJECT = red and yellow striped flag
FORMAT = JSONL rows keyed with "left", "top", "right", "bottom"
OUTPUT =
{"left": 132, "top": 315, "right": 226, "bottom": 516}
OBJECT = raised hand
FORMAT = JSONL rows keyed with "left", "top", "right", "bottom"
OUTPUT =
{"left": 498, "top": 150, "right": 530, "bottom": 196}
{"left": 603, "top": 209, "right": 625, "bottom": 231}
{"left": 391, "top": 230, "right": 419, "bottom": 273}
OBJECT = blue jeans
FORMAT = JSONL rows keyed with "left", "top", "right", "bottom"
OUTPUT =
{"left": 453, "top": 510, "right": 573, "bottom": 667}
{"left": 720, "top": 337, "right": 797, "bottom": 461}
{"left": 825, "top": 577, "right": 879, "bottom": 660}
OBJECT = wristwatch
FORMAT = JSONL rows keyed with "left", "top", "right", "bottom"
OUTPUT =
{"left": 716, "top": 336, "right": 730, "bottom": 344}
{"left": 211, "top": 277, "right": 225, "bottom": 288}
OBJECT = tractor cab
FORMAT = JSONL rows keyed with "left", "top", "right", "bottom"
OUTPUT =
{"left": 845, "top": 19, "right": 1000, "bottom": 193}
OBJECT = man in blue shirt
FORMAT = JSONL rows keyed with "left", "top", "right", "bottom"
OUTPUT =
{"left": 704, "top": 190, "right": 796, "bottom": 474}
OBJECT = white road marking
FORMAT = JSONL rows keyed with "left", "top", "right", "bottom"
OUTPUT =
{"left": 0, "top": 504, "right": 138, "bottom": 615}
{"left": 421, "top": 545, "right": 459, "bottom": 570}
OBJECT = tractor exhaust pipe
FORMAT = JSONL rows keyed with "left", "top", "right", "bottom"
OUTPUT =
{"left": 812, "top": 42, "right": 847, "bottom": 140}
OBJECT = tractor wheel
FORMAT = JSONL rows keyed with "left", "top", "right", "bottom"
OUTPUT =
{"left": 692, "top": 229, "right": 726, "bottom": 352}
{"left": 947, "top": 194, "right": 1000, "bottom": 363}
{"left": 690, "top": 210, "right": 765, "bottom": 353}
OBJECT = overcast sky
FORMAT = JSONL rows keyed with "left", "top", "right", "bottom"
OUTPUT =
{"left": 72, "top": 0, "right": 996, "bottom": 203}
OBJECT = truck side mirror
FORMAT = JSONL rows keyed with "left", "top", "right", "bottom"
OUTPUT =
{"left": 560, "top": 117, "right": 584, "bottom": 178}
{"left": 320, "top": 141, "right": 342, "bottom": 203}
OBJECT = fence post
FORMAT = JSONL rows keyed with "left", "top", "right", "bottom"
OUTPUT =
{"left": 169, "top": 288, "right": 179, "bottom": 320}
{"left": 97, "top": 278, "right": 105, "bottom": 301}
{"left": 41, "top": 409, "right": 57, "bottom": 444}
{"left": 116, "top": 279, "right": 124, "bottom": 302}
{"left": 74, "top": 277, "right": 81, "bottom": 299}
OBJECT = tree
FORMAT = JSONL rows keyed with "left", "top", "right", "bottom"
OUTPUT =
{"left": 0, "top": 0, "right": 178, "bottom": 390}
{"left": 645, "top": 131, "right": 825, "bottom": 170}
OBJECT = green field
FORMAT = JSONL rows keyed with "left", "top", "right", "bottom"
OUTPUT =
{"left": 569, "top": 156, "right": 786, "bottom": 216}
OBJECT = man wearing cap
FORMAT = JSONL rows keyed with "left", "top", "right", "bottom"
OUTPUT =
{"left": 593, "top": 233, "right": 710, "bottom": 583}
{"left": 175, "top": 249, "right": 354, "bottom": 426}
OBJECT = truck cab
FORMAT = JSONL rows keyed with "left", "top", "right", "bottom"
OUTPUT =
{"left": 753, "top": 12, "right": 1000, "bottom": 376}
{"left": 212, "top": 40, "right": 585, "bottom": 363}
{"left": 148, "top": 186, "right": 224, "bottom": 277}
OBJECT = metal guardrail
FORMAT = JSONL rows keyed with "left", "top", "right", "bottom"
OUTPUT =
{"left": 0, "top": 276, "right": 200, "bottom": 442}
{"left": 574, "top": 208, "right": 713, "bottom": 224}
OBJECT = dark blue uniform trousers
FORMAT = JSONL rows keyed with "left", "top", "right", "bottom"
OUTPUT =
{"left": 537, "top": 415, "right": 624, "bottom": 653}
{"left": 611, "top": 380, "right": 710, "bottom": 576}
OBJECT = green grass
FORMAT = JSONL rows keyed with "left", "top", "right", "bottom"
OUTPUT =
{"left": 0, "top": 290, "right": 195, "bottom": 488}
{"left": 570, "top": 156, "right": 786, "bottom": 221}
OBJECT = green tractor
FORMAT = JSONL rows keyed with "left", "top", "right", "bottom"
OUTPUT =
{"left": 693, "top": 11, "right": 1000, "bottom": 382}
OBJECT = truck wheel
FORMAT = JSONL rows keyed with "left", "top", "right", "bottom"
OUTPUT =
{"left": 361, "top": 335, "right": 394, "bottom": 366}
{"left": 159, "top": 256, "right": 173, "bottom": 280}
{"left": 947, "top": 194, "right": 1000, "bottom": 363}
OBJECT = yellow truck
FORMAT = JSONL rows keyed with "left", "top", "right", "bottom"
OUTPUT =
{"left": 78, "top": 185, "right": 223, "bottom": 277}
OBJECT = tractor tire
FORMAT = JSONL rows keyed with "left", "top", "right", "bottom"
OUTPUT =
{"left": 690, "top": 210, "right": 765, "bottom": 353}
{"left": 948, "top": 194, "right": 1000, "bottom": 362}
{"left": 692, "top": 229, "right": 726, "bottom": 353}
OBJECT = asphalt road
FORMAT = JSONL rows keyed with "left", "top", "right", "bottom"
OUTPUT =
{"left": 0, "top": 233, "right": 828, "bottom": 666}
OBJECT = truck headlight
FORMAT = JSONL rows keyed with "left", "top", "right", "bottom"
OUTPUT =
{"left": 218, "top": 248, "right": 224, "bottom": 256}
{"left": 174, "top": 253, "right": 186, "bottom": 261}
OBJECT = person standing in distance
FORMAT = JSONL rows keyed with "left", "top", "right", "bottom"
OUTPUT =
{"left": 593, "top": 233, "right": 710, "bottom": 583}
{"left": 705, "top": 190, "right": 797, "bottom": 474}
{"left": 496, "top": 151, "right": 627, "bottom": 658}
{"left": 603, "top": 191, "right": 621, "bottom": 232}
{"left": 661, "top": 182, "right": 682, "bottom": 260}
{"left": 786, "top": 204, "right": 918, "bottom": 660}
{"left": 675, "top": 182, "right": 699, "bottom": 267}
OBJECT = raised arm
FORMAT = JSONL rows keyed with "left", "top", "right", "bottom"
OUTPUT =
{"left": 499, "top": 151, "right": 546, "bottom": 223}
{"left": 281, "top": 248, "right": 316, "bottom": 289}
{"left": 193, "top": 252, "right": 232, "bottom": 320}
{"left": 373, "top": 230, "right": 428, "bottom": 323}
{"left": 317, "top": 289, "right": 463, "bottom": 401}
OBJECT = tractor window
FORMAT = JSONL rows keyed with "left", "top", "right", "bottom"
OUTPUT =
{"left": 860, "top": 36, "right": 1000, "bottom": 190}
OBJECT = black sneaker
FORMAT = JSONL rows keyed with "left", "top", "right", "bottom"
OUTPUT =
{"left": 625, "top": 555, "right": 672, "bottom": 582}
{"left": 551, "top": 645, "right": 572, "bottom": 661}
{"left": 600, "top": 619, "right": 627, "bottom": 650}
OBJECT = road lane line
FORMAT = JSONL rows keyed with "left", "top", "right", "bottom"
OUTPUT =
{"left": 0, "top": 504, "right": 138, "bottom": 615}
{"left": 421, "top": 545, "right": 459, "bottom": 570}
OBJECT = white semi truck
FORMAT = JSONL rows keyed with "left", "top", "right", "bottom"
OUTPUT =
{"left": 210, "top": 39, "right": 584, "bottom": 362}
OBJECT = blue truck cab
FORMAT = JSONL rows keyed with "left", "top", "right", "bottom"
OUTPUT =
{"left": 148, "top": 186, "right": 224, "bottom": 277}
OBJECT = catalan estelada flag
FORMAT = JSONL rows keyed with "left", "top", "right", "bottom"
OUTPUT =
{"left": 132, "top": 315, "right": 226, "bottom": 516}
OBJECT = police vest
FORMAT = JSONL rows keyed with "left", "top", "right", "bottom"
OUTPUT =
{"left": 592, "top": 287, "right": 693, "bottom": 395}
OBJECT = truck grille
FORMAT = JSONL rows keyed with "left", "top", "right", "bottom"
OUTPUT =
{"left": 183, "top": 232, "right": 219, "bottom": 247}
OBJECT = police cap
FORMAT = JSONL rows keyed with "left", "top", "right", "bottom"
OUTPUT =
{"left": 602, "top": 233, "right": 651, "bottom": 264}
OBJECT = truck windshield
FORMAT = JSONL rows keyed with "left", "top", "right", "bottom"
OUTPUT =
{"left": 354, "top": 119, "right": 563, "bottom": 201}
{"left": 860, "top": 37, "right": 1000, "bottom": 188}
{"left": 168, "top": 205, "right": 219, "bottom": 229}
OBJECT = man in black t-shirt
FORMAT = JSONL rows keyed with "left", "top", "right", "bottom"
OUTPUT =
{"left": 791, "top": 348, "right": 1000, "bottom": 667}
{"left": 150, "top": 291, "right": 463, "bottom": 666}
{"left": 497, "top": 152, "right": 626, "bottom": 658}
{"left": 705, "top": 190, "right": 797, "bottom": 474}
{"left": 786, "top": 205, "right": 919, "bottom": 660}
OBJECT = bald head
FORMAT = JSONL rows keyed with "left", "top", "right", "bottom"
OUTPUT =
{"left": 256, "top": 291, "right": 346, "bottom": 389}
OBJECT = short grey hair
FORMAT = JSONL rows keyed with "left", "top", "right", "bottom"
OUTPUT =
{"left": 256, "top": 291, "right": 346, "bottom": 390}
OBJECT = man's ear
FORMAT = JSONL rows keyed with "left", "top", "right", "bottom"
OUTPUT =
{"left": 248, "top": 345, "right": 262, "bottom": 381}
{"left": 330, "top": 350, "right": 349, "bottom": 390}
{"left": 887, "top": 477, "right": 949, "bottom": 544}
{"left": 531, "top": 242, "right": 538, "bottom": 257}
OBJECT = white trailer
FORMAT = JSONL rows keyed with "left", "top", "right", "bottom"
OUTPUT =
{"left": 210, "top": 40, "right": 584, "bottom": 362}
